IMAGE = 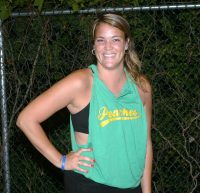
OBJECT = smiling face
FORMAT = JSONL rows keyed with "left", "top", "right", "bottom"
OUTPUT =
{"left": 93, "top": 23, "right": 129, "bottom": 70}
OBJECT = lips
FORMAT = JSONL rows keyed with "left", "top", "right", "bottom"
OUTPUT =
{"left": 103, "top": 53, "right": 115, "bottom": 57}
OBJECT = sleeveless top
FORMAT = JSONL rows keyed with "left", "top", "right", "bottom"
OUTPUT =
{"left": 69, "top": 64, "right": 147, "bottom": 189}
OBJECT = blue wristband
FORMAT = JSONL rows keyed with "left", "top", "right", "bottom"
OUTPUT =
{"left": 61, "top": 155, "right": 67, "bottom": 171}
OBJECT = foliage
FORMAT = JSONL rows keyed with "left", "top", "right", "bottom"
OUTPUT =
{"left": 0, "top": 0, "right": 101, "bottom": 19}
{"left": 1, "top": 2, "right": 200, "bottom": 193}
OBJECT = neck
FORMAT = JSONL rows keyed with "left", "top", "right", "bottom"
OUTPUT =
{"left": 98, "top": 64, "right": 125, "bottom": 80}
{"left": 97, "top": 64, "right": 127, "bottom": 96}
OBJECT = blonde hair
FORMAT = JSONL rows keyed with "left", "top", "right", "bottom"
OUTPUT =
{"left": 92, "top": 13, "right": 143, "bottom": 88}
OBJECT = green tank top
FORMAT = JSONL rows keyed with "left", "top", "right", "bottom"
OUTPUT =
{"left": 70, "top": 64, "right": 147, "bottom": 188}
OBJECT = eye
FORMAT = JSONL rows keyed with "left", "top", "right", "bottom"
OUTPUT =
{"left": 96, "top": 38, "right": 104, "bottom": 43}
{"left": 112, "top": 38, "right": 121, "bottom": 42}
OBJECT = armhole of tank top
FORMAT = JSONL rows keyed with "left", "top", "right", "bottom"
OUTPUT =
{"left": 71, "top": 66, "right": 94, "bottom": 147}
{"left": 86, "top": 65, "right": 96, "bottom": 145}
{"left": 69, "top": 67, "right": 94, "bottom": 148}
{"left": 135, "top": 84, "right": 145, "bottom": 107}
{"left": 127, "top": 72, "right": 144, "bottom": 106}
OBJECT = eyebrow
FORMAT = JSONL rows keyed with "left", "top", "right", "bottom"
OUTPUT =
{"left": 95, "top": 35, "right": 123, "bottom": 39}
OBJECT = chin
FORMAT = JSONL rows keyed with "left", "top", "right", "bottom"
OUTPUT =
{"left": 101, "top": 62, "right": 122, "bottom": 70}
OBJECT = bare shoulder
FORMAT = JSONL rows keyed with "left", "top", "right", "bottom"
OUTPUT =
{"left": 137, "top": 75, "right": 152, "bottom": 106}
{"left": 64, "top": 68, "right": 93, "bottom": 90}
{"left": 43, "top": 67, "right": 92, "bottom": 99}
{"left": 61, "top": 68, "right": 93, "bottom": 112}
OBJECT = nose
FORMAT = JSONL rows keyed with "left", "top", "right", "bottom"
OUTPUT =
{"left": 104, "top": 40, "right": 112, "bottom": 50}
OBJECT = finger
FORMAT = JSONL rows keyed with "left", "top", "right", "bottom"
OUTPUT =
{"left": 78, "top": 161, "right": 94, "bottom": 168}
{"left": 77, "top": 148, "right": 93, "bottom": 154}
{"left": 79, "top": 156, "right": 96, "bottom": 163}
{"left": 76, "top": 166, "right": 88, "bottom": 173}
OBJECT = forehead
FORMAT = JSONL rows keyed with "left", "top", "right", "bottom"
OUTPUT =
{"left": 95, "top": 23, "right": 125, "bottom": 38}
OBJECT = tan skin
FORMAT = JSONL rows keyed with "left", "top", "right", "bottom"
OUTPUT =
{"left": 17, "top": 23, "right": 152, "bottom": 192}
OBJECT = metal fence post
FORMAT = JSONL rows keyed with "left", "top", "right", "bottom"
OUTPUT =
{"left": 0, "top": 19, "right": 11, "bottom": 193}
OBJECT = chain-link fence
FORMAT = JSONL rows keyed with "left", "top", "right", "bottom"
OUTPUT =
{"left": 0, "top": 6, "right": 200, "bottom": 193}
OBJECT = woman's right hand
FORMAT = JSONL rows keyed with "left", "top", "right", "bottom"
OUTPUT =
{"left": 65, "top": 148, "right": 95, "bottom": 173}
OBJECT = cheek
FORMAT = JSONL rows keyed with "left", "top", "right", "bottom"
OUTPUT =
{"left": 94, "top": 46, "right": 103, "bottom": 55}
{"left": 94, "top": 49, "right": 102, "bottom": 60}
{"left": 94, "top": 44, "right": 103, "bottom": 50}
{"left": 114, "top": 43, "right": 126, "bottom": 50}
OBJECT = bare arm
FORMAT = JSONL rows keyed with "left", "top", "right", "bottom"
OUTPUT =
{"left": 139, "top": 79, "right": 153, "bottom": 193}
{"left": 16, "top": 69, "right": 94, "bottom": 171}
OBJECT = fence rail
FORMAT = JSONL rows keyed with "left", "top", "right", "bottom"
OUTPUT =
{"left": 11, "top": 3, "right": 200, "bottom": 17}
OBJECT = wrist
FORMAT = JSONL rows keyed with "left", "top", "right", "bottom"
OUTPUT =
{"left": 61, "top": 155, "right": 67, "bottom": 171}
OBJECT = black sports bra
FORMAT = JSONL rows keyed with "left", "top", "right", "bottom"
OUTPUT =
{"left": 71, "top": 103, "right": 90, "bottom": 134}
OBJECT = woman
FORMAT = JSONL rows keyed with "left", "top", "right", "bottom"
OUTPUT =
{"left": 17, "top": 13, "right": 152, "bottom": 193}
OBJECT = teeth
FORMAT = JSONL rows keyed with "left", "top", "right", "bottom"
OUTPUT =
{"left": 104, "top": 54, "right": 115, "bottom": 57}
